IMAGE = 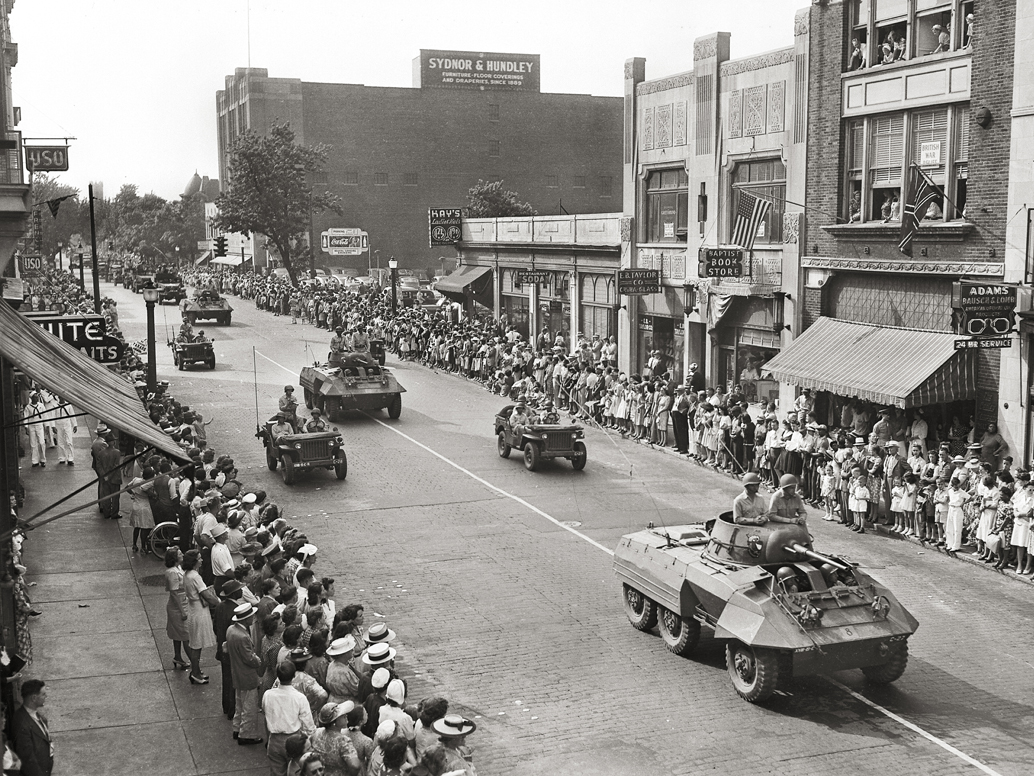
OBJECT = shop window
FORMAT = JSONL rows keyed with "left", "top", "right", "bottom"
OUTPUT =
{"left": 953, "top": 105, "right": 969, "bottom": 219}
{"left": 915, "top": 6, "right": 952, "bottom": 56}
{"left": 729, "top": 158, "right": 784, "bottom": 244}
{"left": 644, "top": 168, "right": 689, "bottom": 243}
{"left": 846, "top": 120, "right": 864, "bottom": 222}
{"left": 960, "top": 1, "right": 974, "bottom": 49}
{"left": 910, "top": 108, "right": 948, "bottom": 219}
{"left": 374, "top": 173, "right": 388, "bottom": 186}
{"left": 869, "top": 114, "right": 903, "bottom": 220}
{"left": 848, "top": 0, "right": 870, "bottom": 70}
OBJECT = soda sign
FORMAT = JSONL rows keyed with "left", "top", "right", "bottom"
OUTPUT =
{"left": 320, "top": 229, "right": 368, "bottom": 256}
{"left": 25, "top": 146, "right": 69, "bottom": 172}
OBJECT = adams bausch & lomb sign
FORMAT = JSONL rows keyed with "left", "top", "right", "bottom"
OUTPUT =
{"left": 417, "top": 50, "right": 540, "bottom": 91}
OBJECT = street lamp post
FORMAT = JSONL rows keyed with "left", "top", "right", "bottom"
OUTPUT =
{"left": 388, "top": 257, "right": 398, "bottom": 314}
{"left": 141, "top": 285, "right": 160, "bottom": 394}
{"left": 77, "top": 252, "right": 85, "bottom": 292}
{"left": 57, "top": 241, "right": 63, "bottom": 273}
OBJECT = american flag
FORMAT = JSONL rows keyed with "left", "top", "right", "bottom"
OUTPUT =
{"left": 898, "top": 164, "right": 942, "bottom": 257}
{"left": 730, "top": 192, "right": 771, "bottom": 251}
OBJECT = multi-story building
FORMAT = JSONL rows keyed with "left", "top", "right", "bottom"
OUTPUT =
{"left": 215, "top": 52, "right": 623, "bottom": 273}
{"left": 620, "top": 19, "right": 809, "bottom": 403}
{"left": 762, "top": 0, "right": 1011, "bottom": 452}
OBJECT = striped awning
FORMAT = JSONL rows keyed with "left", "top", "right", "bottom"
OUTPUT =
{"left": 762, "top": 316, "right": 975, "bottom": 409}
{"left": 435, "top": 265, "right": 493, "bottom": 306}
{"left": 0, "top": 301, "right": 189, "bottom": 461}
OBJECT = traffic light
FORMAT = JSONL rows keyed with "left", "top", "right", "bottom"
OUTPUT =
{"left": 214, "top": 235, "right": 227, "bottom": 257}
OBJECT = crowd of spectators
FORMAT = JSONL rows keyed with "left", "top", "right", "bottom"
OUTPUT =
{"left": 13, "top": 267, "right": 477, "bottom": 775}
{"left": 193, "top": 266, "right": 1031, "bottom": 575}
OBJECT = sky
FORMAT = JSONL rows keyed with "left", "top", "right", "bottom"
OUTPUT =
{"left": 11, "top": 0, "right": 803, "bottom": 201}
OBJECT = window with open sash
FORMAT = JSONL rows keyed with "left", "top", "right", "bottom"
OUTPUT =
{"left": 644, "top": 168, "right": 689, "bottom": 243}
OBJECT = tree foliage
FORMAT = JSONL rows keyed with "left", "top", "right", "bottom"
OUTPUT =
{"left": 465, "top": 179, "right": 535, "bottom": 218}
{"left": 214, "top": 120, "right": 341, "bottom": 285}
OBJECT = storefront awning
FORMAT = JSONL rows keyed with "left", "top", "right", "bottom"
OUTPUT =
{"left": 0, "top": 301, "right": 189, "bottom": 461}
{"left": 435, "top": 265, "right": 493, "bottom": 306}
{"left": 762, "top": 316, "right": 975, "bottom": 409}
{"left": 195, "top": 250, "right": 213, "bottom": 266}
{"left": 211, "top": 256, "right": 244, "bottom": 267}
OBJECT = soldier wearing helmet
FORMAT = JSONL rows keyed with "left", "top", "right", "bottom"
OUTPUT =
{"left": 768, "top": 474, "right": 808, "bottom": 526}
{"left": 304, "top": 407, "right": 329, "bottom": 433}
{"left": 733, "top": 473, "right": 769, "bottom": 525}
{"left": 278, "top": 385, "right": 300, "bottom": 431}
{"left": 330, "top": 327, "right": 347, "bottom": 357}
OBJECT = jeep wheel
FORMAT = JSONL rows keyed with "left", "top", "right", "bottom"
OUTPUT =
{"left": 727, "top": 642, "right": 781, "bottom": 703}
{"left": 571, "top": 441, "right": 587, "bottom": 470}
{"left": 334, "top": 452, "right": 348, "bottom": 480}
{"left": 523, "top": 442, "right": 540, "bottom": 472}
{"left": 497, "top": 431, "right": 511, "bottom": 459}
{"left": 178, "top": 358, "right": 185, "bottom": 371}
{"left": 658, "top": 607, "right": 700, "bottom": 657}
{"left": 206, "top": 356, "right": 216, "bottom": 369}
{"left": 280, "top": 455, "right": 296, "bottom": 485}
{"left": 861, "top": 642, "right": 909, "bottom": 685}
{"left": 623, "top": 584, "right": 657, "bottom": 632}
{"left": 387, "top": 394, "right": 402, "bottom": 420}
{"left": 265, "top": 447, "right": 278, "bottom": 471}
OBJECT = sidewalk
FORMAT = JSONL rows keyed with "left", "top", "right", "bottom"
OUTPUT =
{"left": 18, "top": 426, "right": 266, "bottom": 776}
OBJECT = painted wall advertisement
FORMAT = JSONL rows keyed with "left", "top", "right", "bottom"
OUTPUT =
{"left": 417, "top": 50, "right": 540, "bottom": 91}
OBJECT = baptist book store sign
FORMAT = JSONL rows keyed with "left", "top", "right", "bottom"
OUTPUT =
{"left": 417, "top": 49, "right": 540, "bottom": 91}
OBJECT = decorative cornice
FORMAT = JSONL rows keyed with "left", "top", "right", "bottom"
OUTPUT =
{"left": 794, "top": 8, "right": 810, "bottom": 37}
{"left": 720, "top": 49, "right": 794, "bottom": 77}
{"left": 636, "top": 73, "right": 693, "bottom": 96}
{"left": 801, "top": 256, "right": 1005, "bottom": 277}
{"left": 694, "top": 36, "right": 718, "bottom": 60}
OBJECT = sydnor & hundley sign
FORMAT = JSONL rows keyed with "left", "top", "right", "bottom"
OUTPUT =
{"left": 417, "top": 50, "right": 540, "bottom": 92}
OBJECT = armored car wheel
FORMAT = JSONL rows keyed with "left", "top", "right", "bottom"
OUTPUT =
{"left": 304, "top": 388, "right": 313, "bottom": 410}
{"left": 623, "top": 585, "right": 657, "bottom": 632}
{"left": 523, "top": 442, "right": 540, "bottom": 472}
{"left": 658, "top": 607, "right": 700, "bottom": 656}
{"left": 571, "top": 441, "right": 587, "bottom": 470}
{"left": 497, "top": 431, "right": 511, "bottom": 459}
{"left": 861, "top": 642, "right": 909, "bottom": 685}
{"left": 281, "top": 455, "right": 296, "bottom": 485}
{"left": 334, "top": 451, "right": 347, "bottom": 480}
{"left": 387, "top": 394, "right": 402, "bottom": 420}
{"left": 726, "top": 642, "right": 781, "bottom": 703}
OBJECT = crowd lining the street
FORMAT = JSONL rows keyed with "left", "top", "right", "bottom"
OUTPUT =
{"left": 13, "top": 268, "right": 477, "bottom": 776}
{"left": 188, "top": 268, "right": 1034, "bottom": 575}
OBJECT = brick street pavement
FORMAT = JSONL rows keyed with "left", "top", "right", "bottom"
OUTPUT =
{"left": 98, "top": 279, "right": 1034, "bottom": 776}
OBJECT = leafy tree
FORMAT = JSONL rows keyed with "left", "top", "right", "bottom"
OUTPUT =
{"left": 465, "top": 179, "right": 535, "bottom": 218}
{"left": 31, "top": 173, "right": 89, "bottom": 260}
{"left": 215, "top": 120, "right": 340, "bottom": 285}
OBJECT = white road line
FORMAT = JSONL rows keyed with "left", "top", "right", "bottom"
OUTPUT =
{"left": 254, "top": 349, "right": 297, "bottom": 376}
{"left": 364, "top": 413, "right": 615, "bottom": 556}
{"left": 259, "top": 346, "right": 1000, "bottom": 775}
{"left": 824, "top": 679, "right": 1003, "bottom": 776}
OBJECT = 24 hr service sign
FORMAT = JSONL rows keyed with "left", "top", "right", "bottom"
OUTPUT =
{"left": 418, "top": 50, "right": 540, "bottom": 91}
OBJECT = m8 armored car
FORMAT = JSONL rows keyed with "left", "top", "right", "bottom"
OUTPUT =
{"left": 614, "top": 512, "right": 919, "bottom": 702}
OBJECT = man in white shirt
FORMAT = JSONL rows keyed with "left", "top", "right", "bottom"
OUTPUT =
{"left": 54, "top": 400, "right": 78, "bottom": 465}
{"left": 261, "top": 661, "right": 315, "bottom": 776}
{"left": 210, "top": 523, "right": 235, "bottom": 595}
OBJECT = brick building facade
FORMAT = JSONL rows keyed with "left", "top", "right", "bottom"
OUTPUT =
{"left": 215, "top": 55, "right": 622, "bottom": 274}
{"left": 764, "top": 0, "right": 1013, "bottom": 449}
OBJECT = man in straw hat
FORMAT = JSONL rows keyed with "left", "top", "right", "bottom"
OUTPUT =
{"left": 225, "top": 602, "right": 264, "bottom": 746}
{"left": 433, "top": 713, "right": 478, "bottom": 773}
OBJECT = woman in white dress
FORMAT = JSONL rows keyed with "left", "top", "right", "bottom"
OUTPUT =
{"left": 182, "top": 549, "right": 217, "bottom": 685}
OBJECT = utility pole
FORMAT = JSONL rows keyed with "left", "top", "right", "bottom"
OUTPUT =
{"left": 88, "top": 184, "right": 100, "bottom": 313}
